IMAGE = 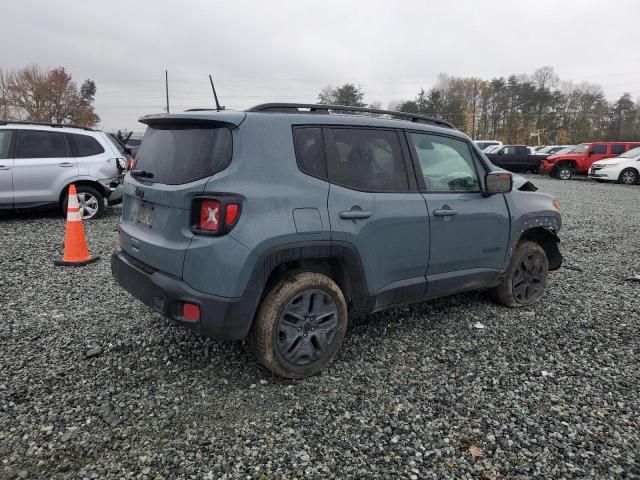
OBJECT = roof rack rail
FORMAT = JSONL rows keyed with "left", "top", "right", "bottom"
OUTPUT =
{"left": 247, "top": 103, "right": 456, "bottom": 129}
{"left": 0, "top": 120, "right": 95, "bottom": 131}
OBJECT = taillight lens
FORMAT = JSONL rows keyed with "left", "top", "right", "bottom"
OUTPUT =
{"left": 199, "top": 199, "right": 220, "bottom": 232}
{"left": 225, "top": 203, "right": 239, "bottom": 227}
{"left": 193, "top": 197, "right": 241, "bottom": 235}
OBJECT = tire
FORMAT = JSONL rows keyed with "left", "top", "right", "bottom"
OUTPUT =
{"left": 62, "top": 185, "right": 105, "bottom": 220}
{"left": 489, "top": 240, "right": 549, "bottom": 307}
{"left": 618, "top": 168, "right": 639, "bottom": 185}
{"left": 555, "top": 163, "right": 574, "bottom": 180}
{"left": 249, "top": 271, "right": 348, "bottom": 379}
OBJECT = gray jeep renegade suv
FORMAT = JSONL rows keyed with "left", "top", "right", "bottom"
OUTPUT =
{"left": 111, "top": 103, "right": 562, "bottom": 378}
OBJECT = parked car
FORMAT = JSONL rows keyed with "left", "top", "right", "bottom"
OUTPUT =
{"left": 536, "top": 145, "right": 567, "bottom": 155}
{"left": 0, "top": 122, "right": 127, "bottom": 219}
{"left": 485, "top": 144, "right": 547, "bottom": 173}
{"left": 126, "top": 137, "right": 142, "bottom": 157}
{"left": 552, "top": 145, "right": 575, "bottom": 155}
{"left": 111, "top": 103, "right": 562, "bottom": 378}
{"left": 540, "top": 141, "right": 640, "bottom": 180}
{"left": 483, "top": 145, "right": 502, "bottom": 154}
{"left": 475, "top": 140, "right": 503, "bottom": 151}
{"left": 588, "top": 146, "right": 640, "bottom": 184}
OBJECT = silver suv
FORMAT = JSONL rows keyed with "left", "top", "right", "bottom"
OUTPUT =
{"left": 0, "top": 122, "right": 127, "bottom": 219}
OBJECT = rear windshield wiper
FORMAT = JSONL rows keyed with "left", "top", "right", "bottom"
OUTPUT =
{"left": 130, "top": 170, "right": 154, "bottom": 179}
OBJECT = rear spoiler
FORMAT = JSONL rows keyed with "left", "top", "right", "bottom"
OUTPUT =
{"left": 139, "top": 111, "right": 246, "bottom": 128}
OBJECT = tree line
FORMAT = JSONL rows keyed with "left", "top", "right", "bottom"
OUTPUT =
{"left": 0, "top": 65, "right": 99, "bottom": 127}
{"left": 318, "top": 67, "right": 640, "bottom": 144}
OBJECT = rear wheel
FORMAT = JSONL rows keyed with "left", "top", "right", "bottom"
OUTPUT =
{"left": 62, "top": 185, "right": 105, "bottom": 220}
{"left": 618, "top": 168, "right": 639, "bottom": 185}
{"left": 249, "top": 271, "right": 348, "bottom": 379}
{"left": 489, "top": 241, "right": 549, "bottom": 307}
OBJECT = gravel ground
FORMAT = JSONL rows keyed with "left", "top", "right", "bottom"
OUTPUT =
{"left": 1, "top": 176, "right": 639, "bottom": 479}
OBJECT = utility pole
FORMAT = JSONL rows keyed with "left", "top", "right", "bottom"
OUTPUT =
{"left": 471, "top": 79, "right": 478, "bottom": 139}
{"left": 165, "top": 70, "right": 170, "bottom": 113}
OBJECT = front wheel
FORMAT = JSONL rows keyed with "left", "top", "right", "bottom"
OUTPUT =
{"left": 249, "top": 271, "right": 348, "bottom": 379}
{"left": 555, "top": 164, "right": 574, "bottom": 180}
{"left": 618, "top": 168, "right": 639, "bottom": 185}
{"left": 489, "top": 241, "right": 549, "bottom": 307}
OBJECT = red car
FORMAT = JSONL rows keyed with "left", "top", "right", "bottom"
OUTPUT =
{"left": 540, "top": 141, "right": 640, "bottom": 180}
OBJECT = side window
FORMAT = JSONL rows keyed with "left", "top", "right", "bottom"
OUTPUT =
{"left": 292, "top": 127, "right": 326, "bottom": 179}
{"left": 16, "top": 130, "right": 71, "bottom": 158}
{"left": 409, "top": 132, "right": 481, "bottom": 192}
{"left": 611, "top": 144, "right": 625, "bottom": 155}
{"left": 0, "top": 131, "right": 13, "bottom": 159}
{"left": 591, "top": 144, "right": 607, "bottom": 154}
{"left": 68, "top": 134, "right": 105, "bottom": 157}
{"left": 326, "top": 128, "right": 409, "bottom": 191}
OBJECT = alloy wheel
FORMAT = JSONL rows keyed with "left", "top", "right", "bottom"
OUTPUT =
{"left": 512, "top": 252, "right": 545, "bottom": 303}
{"left": 277, "top": 288, "right": 338, "bottom": 366}
{"left": 77, "top": 192, "right": 100, "bottom": 219}
{"left": 620, "top": 170, "right": 637, "bottom": 185}
{"left": 558, "top": 168, "right": 572, "bottom": 180}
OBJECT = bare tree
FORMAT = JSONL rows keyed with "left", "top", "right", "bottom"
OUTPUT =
{"left": 2, "top": 65, "right": 99, "bottom": 127}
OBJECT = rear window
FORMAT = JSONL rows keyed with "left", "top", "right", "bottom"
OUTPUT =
{"left": 68, "top": 133, "right": 104, "bottom": 157}
{"left": 292, "top": 127, "right": 327, "bottom": 179}
{"left": 135, "top": 125, "right": 232, "bottom": 185}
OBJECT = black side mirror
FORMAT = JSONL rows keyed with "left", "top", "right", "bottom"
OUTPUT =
{"left": 485, "top": 171, "right": 513, "bottom": 195}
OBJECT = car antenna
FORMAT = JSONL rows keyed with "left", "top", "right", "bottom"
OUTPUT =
{"left": 209, "top": 74, "right": 225, "bottom": 111}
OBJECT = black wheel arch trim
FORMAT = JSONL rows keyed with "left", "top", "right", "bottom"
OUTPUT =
{"left": 233, "top": 240, "right": 370, "bottom": 338}
{"left": 518, "top": 226, "right": 563, "bottom": 271}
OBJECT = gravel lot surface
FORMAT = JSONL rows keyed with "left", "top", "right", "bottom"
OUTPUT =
{"left": 1, "top": 176, "right": 639, "bottom": 479}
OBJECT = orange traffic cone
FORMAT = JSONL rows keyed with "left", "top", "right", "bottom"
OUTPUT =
{"left": 54, "top": 184, "right": 99, "bottom": 266}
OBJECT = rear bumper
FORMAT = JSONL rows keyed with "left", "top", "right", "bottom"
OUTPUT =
{"left": 110, "top": 248, "right": 255, "bottom": 340}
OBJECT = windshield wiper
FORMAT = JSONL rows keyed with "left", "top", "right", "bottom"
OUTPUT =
{"left": 130, "top": 169, "right": 154, "bottom": 179}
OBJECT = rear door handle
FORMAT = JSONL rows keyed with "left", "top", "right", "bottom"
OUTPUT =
{"left": 0, "top": 165, "right": 9, "bottom": 171}
{"left": 433, "top": 208, "right": 458, "bottom": 217}
{"left": 58, "top": 162, "right": 74, "bottom": 167}
{"left": 339, "top": 210, "right": 371, "bottom": 220}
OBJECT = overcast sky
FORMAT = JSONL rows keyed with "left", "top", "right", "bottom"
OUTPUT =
{"left": 2, "top": 0, "right": 639, "bottom": 132}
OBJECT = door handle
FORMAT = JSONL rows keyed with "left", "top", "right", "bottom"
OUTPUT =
{"left": 339, "top": 210, "right": 371, "bottom": 220}
{"left": 433, "top": 208, "right": 458, "bottom": 217}
{"left": 58, "top": 162, "right": 74, "bottom": 167}
{"left": 0, "top": 165, "right": 9, "bottom": 171}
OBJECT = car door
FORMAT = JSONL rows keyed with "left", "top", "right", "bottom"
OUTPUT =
{"left": 325, "top": 126, "right": 429, "bottom": 308}
{"left": 511, "top": 145, "right": 531, "bottom": 171}
{"left": 585, "top": 143, "right": 608, "bottom": 169}
{"left": 13, "top": 129, "right": 78, "bottom": 207}
{"left": 492, "top": 146, "right": 515, "bottom": 170}
{"left": 406, "top": 131, "right": 510, "bottom": 299}
{"left": 0, "top": 130, "right": 14, "bottom": 209}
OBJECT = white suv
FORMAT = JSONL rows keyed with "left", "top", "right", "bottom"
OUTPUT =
{"left": 0, "top": 122, "right": 127, "bottom": 219}
{"left": 589, "top": 146, "right": 640, "bottom": 185}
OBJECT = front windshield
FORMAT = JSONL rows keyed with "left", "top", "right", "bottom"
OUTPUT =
{"left": 572, "top": 143, "right": 589, "bottom": 153}
{"left": 619, "top": 146, "right": 640, "bottom": 158}
{"left": 537, "top": 146, "right": 553, "bottom": 153}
